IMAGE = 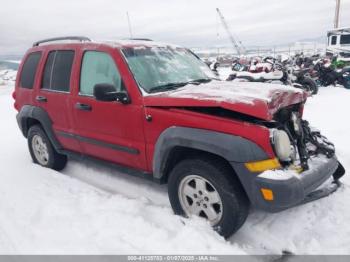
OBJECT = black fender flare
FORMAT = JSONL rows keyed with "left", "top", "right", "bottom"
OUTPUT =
{"left": 16, "top": 105, "right": 63, "bottom": 152}
{"left": 152, "top": 126, "right": 268, "bottom": 180}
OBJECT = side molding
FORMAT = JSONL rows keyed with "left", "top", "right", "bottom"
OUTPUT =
{"left": 153, "top": 126, "right": 268, "bottom": 179}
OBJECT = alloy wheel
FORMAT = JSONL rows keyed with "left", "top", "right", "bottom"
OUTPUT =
{"left": 178, "top": 175, "right": 223, "bottom": 225}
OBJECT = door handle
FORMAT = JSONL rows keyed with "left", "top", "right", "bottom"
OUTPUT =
{"left": 36, "top": 96, "right": 47, "bottom": 102}
{"left": 75, "top": 102, "right": 92, "bottom": 111}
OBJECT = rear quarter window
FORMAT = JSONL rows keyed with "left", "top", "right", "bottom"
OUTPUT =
{"left": 19, "top": 52, "right": 42, "bottom": 89}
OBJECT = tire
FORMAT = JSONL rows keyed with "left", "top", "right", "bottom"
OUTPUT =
{"left": 342, "top": 77, "right": 350, "bottom": 89}
{"left": 344, "top": 80, "right": 350, "bottom": 89}
{"left": 226, "top": 74, "right": 236, "bottom": 81}
{"left": 27, "top": 125, "right": 67, "bottom": 171}
{"left": 168, "top": 156, "right": 249, "bottom": 238}
{"left": 302, "top": 77, "right": 318, "bottom": 94}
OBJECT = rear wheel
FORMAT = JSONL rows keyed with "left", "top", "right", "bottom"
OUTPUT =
{"left": 168, "top": 156, "right": 249, "bottom": 238}
{"left": 28, "top": 125, "right": 67, "bottom": 171}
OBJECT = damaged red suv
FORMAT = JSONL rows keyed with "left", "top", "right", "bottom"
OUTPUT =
{"left": 14, "top": 36, "right": 345, "bottom": 238}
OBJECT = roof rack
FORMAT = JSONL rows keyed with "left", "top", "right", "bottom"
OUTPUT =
{"left": 128, "top": 38, "right": 153, "bottom": 41}
{"left": 33, "top": 36, "right": 91, "bottom": 47}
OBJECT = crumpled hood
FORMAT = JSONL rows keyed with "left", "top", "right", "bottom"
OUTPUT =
{"left": 143, "top": 81, "right": 308, "bottom": 121}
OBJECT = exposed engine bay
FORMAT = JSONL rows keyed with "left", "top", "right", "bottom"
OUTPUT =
{"left": 272, "top": 105, "right": 337, "bottom": 172}
{"left": 182, "top": 104, "right": 342, "bottom": 175}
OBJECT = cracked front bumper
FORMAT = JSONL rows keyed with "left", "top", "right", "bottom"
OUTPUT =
{"left": 252, "top": 156, "right": 343, "bottom": 212}
{"left": 232, "top": 155, "right": 345, "bottom": 213}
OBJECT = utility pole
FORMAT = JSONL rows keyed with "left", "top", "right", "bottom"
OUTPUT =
{"left": 334, "top": 0, "right": 341, "bottom": 29}
{"left": 126, "top": 11, "right": 133, "bottom": 38}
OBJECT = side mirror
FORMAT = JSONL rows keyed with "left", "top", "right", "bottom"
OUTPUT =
{"left": 93, "top": 83, "right": 130, "bottom": 104}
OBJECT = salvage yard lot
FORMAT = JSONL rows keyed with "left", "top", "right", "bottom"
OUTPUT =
{"left": 0, "top": 78, "right": 349, "bottom": 254}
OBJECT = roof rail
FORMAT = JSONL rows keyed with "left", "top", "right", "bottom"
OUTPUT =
{"left": 128, "top": 38, "right": 153, "bottom": 41}
{"left": 33, "top": 36, "right": 91, "bottom": 47}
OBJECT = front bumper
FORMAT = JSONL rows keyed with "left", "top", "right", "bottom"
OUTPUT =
{"left": 233, "top": 156, "right": 344, "bottom": 212}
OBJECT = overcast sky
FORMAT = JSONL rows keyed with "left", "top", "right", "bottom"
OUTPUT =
{"left": 0, "top": 0, "right": 349, "bottom": 55}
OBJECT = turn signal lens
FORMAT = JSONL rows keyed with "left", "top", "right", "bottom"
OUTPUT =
{"left": 245, "top": 158, "right": 281, "bottom": 173}
{"left": 261, "top": 188, "right": 274, "bottom": 201}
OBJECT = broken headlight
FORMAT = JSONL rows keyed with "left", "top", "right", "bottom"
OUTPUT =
{"left": 271, "top": 129, "right": 293, "bottom": 162}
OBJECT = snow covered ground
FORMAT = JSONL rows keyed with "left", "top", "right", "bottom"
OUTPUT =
{"left": 0, "top": 70, "right": 16, "bottom": 85}
{"left": 0, "top": 69, "right": 349, "bottom": 255}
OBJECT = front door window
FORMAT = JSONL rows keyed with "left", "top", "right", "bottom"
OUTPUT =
{"left": 80, "top": 51, "right": 123, "bottom": 96}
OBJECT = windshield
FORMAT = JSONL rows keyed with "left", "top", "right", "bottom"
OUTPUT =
{"left": 340, "top": 34, "right": 350, "bottom": 45}
{"left": 122, "top": 46, "right": 216, "bottom": 93}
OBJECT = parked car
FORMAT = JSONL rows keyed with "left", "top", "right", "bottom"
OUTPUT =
{"left": 13, "top": 36, "right": 345, "bottom": 238}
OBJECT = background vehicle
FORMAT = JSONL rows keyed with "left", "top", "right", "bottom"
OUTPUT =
{"left": 313, "top": 58, "right": 350, "bottom": 88}
{"left": 14, "top": 37, "right": 345, "bottom": 238}
{"left": 227, "top": 57, "right": 318, "bottom": 94}
{"left": 327, "top": 27, "right": 350, "bottom": 62}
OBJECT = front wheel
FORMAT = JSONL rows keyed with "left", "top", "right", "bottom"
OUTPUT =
{"left": 168, "top": 157, "right": 249, "bottom": 238}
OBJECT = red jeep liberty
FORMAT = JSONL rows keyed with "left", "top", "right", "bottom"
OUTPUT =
{"left": 14, "top": 36, "right": 345, "bottom": 238}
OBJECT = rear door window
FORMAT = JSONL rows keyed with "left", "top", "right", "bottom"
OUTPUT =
{"left": 42, "top": 52, "right": 55, "bottom": 89}
{"left": 20, "top": 52, "right": 42, "bottom": 89}
{"left": 42, "top": 50, "right": 75, "bottom": 92}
